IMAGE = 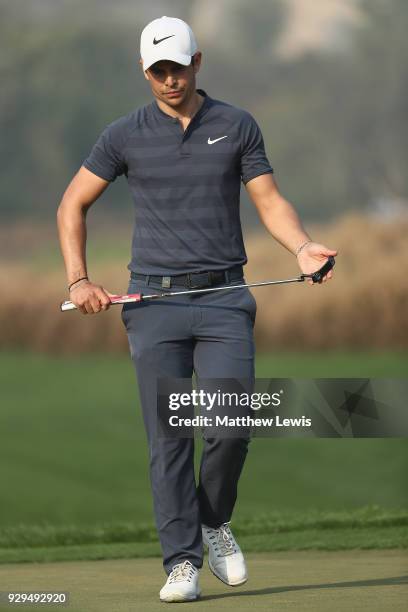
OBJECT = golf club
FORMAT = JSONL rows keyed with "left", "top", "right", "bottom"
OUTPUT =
{"left": 60, "top": 256, "right": 335, "bottom": 312}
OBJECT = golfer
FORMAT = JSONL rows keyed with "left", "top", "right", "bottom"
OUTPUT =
{"left": 57, "top": 16, "right": 337, "bottom": 603}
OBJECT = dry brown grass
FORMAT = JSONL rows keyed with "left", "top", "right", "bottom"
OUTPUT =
{"left": 246, "top": 212, "right": 408, "bottom": 350}
{"left": 1, "top": 212, "right": 407, "bottom": 353}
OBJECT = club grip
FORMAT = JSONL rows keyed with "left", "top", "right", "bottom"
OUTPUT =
{"left": 60, "top": 300, "right": 77, "bottom": 312}
{"left": 311, "top": 256, "right": 336, "bottom": 283}
{"left": 60, "top": 293, "right": 144, "bottom": 312}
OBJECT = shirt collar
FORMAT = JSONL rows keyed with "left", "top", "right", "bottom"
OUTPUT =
{"left": 151, "top": 89, "right": 211, "bottom": 123}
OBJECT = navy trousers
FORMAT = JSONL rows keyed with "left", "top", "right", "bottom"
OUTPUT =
{"left": 121, "top": 273, "right": 257, "bottom": 574}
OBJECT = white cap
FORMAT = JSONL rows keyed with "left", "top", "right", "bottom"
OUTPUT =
{"left": 140, "top": 16, "right": 197, "bottom": 71}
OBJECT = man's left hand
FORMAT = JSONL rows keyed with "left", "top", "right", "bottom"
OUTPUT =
{"left": 297, "top": 242, "right": 338, "bottom": 286}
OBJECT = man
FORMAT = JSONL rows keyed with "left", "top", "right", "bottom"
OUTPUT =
{"left": 57, "top": 16, "right": 337, "bottom": 603}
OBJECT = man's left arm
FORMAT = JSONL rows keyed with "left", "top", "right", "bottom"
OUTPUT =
{"left": 245, "top": 173, "right": 338, "bottom": 285}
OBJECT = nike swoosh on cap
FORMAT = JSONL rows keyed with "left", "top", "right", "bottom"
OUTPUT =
{"left": 153, "top": 34, "right": 175, "bottom": 45}
{"left": 208, "top": 136, "right": 228, "bottom": 145}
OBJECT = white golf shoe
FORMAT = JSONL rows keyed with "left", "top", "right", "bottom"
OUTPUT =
{"left": 159, "top": 560, "right": 201, "bottom": 603}
{"left": 202, "top": 521, "right": 248, "bottom": 586}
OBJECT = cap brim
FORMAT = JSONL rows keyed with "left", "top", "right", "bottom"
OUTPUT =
{"left": 143, "top": 52, "right": 192, "bottom": 71}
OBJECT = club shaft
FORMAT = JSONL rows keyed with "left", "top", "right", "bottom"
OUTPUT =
{"left": 60, "top": 257, "right": 334, "bottom": 312}
{"left": 60, "top": 277, "right": 304, "bottom": 311}
{"left": 143, "top": 277, "right": 304, "bottom": 300}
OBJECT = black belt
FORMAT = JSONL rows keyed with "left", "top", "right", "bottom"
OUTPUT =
{"left": 130, "top": 265, "right": 243, "bottom": 289}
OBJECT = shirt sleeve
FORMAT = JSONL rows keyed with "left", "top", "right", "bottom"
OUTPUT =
{"left": 82, "top": 117, "right": 128, "bottom": 182}
{"left": 240, "top": 112, "right": 274, "bottom": 185}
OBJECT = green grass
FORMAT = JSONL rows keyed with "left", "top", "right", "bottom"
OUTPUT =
{"left": 0, "top": 350, "right": 407, "bottom": 562}
{"left": 2, "top": 506, "right": 406, "bottom": 549}
{"left": 2, "top": 552, "right": 407, "bottom": 612}
{"left": 1, "top": 507, "right": 407, "bottom": 564}
{"left": 256, "top": 350, "right": 408, "bottom": 377}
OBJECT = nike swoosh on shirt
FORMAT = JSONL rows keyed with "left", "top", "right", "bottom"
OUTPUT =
{"left": 153, "top": 35, "right": 175, "bottom": 45}
{"left": 207, "top": 136, "right": 228, "bottom": 145}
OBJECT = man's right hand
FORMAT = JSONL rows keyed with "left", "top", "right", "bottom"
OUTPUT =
{"left": 69, "top": 280, "right": 113, "bottom": 314}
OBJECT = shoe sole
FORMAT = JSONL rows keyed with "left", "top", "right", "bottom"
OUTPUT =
{"left": 208, "top": 559, "right": 247, "bottom": 587}
{"left": 160, "top": 590, "right": 201, "bottom": 603}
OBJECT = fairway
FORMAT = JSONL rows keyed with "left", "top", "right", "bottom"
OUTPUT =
{"left": 0, "top": 550, "right": 407, "bottom": 612}
{"left": 1, "top": 351, "right": 407, "bottom": 529}
{"left": 1, "top": 349, "right": 407, "bottom": 606}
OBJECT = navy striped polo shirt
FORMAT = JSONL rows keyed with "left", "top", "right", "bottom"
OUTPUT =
{"left": 83, "top": 88, "right": 273, "bottom": 275}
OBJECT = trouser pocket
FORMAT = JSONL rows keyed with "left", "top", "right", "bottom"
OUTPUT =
{"left": 227, "top": 276, "right": 257, "bottom": 322}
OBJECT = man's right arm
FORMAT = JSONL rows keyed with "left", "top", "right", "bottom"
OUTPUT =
{"left": 56, "top": 166, "right": 114, "bottom": 314}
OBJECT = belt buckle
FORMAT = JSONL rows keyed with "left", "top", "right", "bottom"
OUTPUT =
{"left": 187, "top": 271, "right": 211, "bottom": 289}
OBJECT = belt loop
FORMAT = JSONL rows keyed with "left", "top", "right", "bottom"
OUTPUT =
{"left": 225, "top": 269, "right": 230, "bottom": 283}
{"left": 146, "top": 274, "right": 150, "bottom": 285}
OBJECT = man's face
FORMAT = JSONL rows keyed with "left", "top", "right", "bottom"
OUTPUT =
{"left": 141, "top": 52, "right": 202, "bottom": 108}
